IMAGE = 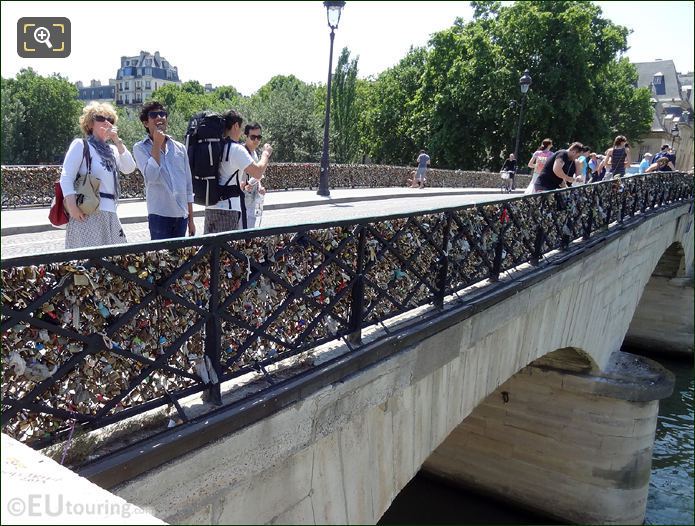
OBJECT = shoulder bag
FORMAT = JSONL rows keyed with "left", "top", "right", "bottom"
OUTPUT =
{"left": 73, "top": 138, "right": 101, "bottom": 214}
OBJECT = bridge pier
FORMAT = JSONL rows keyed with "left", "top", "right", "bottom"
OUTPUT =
{"left": 422, "top": 350, "right": 674, "bottom": 525}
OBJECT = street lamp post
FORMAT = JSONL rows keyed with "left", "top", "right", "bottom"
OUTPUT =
{"left": 317, "top": 0, "right": 346, "bottom": 197}
{"left": 670, "top": 124, "right": 680, "bottom": 170}
{"left": 671, "top": 123, "right": 680, "bottom": 148}
{"left": 513, "top": 69, "right": 532, "bottom": 164}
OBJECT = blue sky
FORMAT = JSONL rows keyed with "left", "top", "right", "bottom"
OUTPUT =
{"left": 1, "top": 1, "right": 693, "bottom": 95}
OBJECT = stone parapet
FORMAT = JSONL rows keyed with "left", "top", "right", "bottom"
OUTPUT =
{"left": 0, "top": 163, "right": 519, "bottom": 208}
{"left": 1, "top": 433, "right": 165, "bottom": 525}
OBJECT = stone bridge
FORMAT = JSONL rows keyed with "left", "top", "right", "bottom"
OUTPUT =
{"left": 2, "top": 174, "right": 693, "bottom": 525}
{"left": 97, "top": 202, "right": 693, "bottom": 524}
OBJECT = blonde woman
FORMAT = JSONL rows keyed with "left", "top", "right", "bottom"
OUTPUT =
{"left": 60, "top": 102, "right": 136, "bottom": 248}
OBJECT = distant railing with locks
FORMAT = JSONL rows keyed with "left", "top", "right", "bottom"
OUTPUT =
{"left": 0, "top": 163, "right": 513, "bottom": 209}
{"left": 1, "top": 172, "right": 692, "bottom": 450}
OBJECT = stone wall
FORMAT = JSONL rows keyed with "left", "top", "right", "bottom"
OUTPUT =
{"left": 0, "top": 164, "right": 514, "bottom": 208}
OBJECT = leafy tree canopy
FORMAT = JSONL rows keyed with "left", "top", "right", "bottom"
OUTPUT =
{"left": 1, "top": 68, "right": 82, "bottom": 164}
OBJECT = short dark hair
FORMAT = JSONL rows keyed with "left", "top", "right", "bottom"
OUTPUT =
{"left": 569, "top": 141, "right": 584, "bottom": 152}
{"left": 222, "top": 110, "right": 243, "bottom": 131}
{"left": 661, "top": 144, "right": 669, "bottom": 150}
{"left": 139, "top": 101, "right": 165, "bottom": 123}
{"left": 244, "top": 122, "right": 261, "bottom": 136}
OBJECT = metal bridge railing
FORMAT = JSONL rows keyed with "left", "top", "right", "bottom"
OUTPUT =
{"left": 1, "top": 172, "right": 692, "bottom": 449}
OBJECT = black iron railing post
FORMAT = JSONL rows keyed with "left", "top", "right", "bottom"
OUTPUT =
{"left": 630, "top": 187, "right": 639, "bottom": 217}
{"left": 530, "top": 225, "right": 544, "bottom": 266}
{"left": 583, "top": 193, "right": 593, "bottom": 241}
{"left": 490, "top": 206, "right": 507, "bottom": 281}
{"left": 435, "top": 212, "right": 452, "bottom": 309}
{"left": 658, "top": 180, "right": 668, "bottom": 206}
{"left": 619, "top": 184, "right": 627, "bottom": 224}
{"left": 204, "top": 244, "right": 222, "bottom": 405}
{"left": 347, "top": 226, "right": 366, "bottom": 345}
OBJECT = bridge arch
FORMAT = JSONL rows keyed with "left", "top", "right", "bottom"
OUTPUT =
{"left": 626, "top": 240, "right": 694, "bottom": 355}
{"left": 528, "top": 346, "right": 598, "bottom": 374}
{"left": 652, "top": 241, "right": 687, "bottom": 278}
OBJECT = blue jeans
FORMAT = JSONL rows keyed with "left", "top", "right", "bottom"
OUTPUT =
{"left": 148, "top": 214, "right": 188, "bottom": 240}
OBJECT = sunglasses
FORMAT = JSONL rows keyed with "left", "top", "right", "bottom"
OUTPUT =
{"left": 148, "top": 110, "right": 168, "bottom": 119}
{"left": 94, "top": 115, "right": 115, "bottom": 124}
{"left": 249, "top": 134, "right": 262, "bottom": 141}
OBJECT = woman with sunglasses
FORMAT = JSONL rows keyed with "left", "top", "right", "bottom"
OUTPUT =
{"left": 59, "top": 101, "right": 136, "bottom": 249}
{"left": 242, "top": 123, "right": 268, "bottom": 229}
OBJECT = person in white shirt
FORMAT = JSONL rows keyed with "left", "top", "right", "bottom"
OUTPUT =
{"left": 241, "top": 122, "right": 268, "bottom": 229}
{"left": 133, "top": 102, "right": 195, "bottom": 240}
{"left": 204, "top": 110, "right": 272, "bottom": 234}
{"left": 60, "top": 102, "right": 136, "bottom": 249}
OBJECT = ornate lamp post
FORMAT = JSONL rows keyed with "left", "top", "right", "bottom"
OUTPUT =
{"left": 317, "top": 0, "right": 346, "bottom": 197}
{"left": 671, "top": 123, "right": 680, "bottom": 148}
{"left": 513, "top": 69, "right": 532, "bottom": 164}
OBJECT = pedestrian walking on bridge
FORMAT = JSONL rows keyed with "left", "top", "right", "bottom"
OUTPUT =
{"left": 411, "top": 150, "right": 430, "bottom": 188}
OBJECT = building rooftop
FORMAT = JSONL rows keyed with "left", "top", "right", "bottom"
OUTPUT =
{"left": 634, "top": 59, "right": 683, "bottom": 101}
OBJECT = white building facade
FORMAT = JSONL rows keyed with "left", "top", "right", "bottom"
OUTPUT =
{"left": 115, "top": 51, "right": 180, "bottom": 106}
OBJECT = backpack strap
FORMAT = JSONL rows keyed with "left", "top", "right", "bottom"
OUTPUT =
{"left": 224, "top": 137, "right": 232, "bottom": 162}
{"left": 82, "top": 138, "right": 92, "bottom": 174}
{"left": 73, "top": 138, "right": 91, "bottom": 183}
{"left": 222, "top": 169, "right": 239, "bottom": 187}
{"left": 239, "top": 197, "right": 247, "bottom": 229}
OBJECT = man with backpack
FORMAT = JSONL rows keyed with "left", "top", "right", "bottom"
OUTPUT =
{"left": 133, "top": 101, "right": 196, "bottom": 240}
{"left": 203, "top": 110, "right": 272, "bottom": 234}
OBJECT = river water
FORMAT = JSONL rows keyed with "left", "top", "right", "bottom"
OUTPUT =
{"left": 380, "top": 353, "right": 694, "bottom": 525}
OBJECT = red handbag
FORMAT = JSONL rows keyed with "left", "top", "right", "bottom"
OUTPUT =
{"left": 48, "top": 180, "right": 69, "bottom": 227}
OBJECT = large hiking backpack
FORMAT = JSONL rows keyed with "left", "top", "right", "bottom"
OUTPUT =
{"left": 185, "top": 111, "right": 242, "bottom": 206}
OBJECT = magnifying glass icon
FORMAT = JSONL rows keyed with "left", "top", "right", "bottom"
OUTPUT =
{"left": 33, "top": 26, "right": 53, "bottom": 49}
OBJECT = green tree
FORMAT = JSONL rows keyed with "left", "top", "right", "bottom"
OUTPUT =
{"left": 331, "top": 47, "right": 360, "bottom": 163}
{"left": 149, "top": 83, "right": 232, "bottom": 141}
{"left": 361, "top": 1, "right": 652, "bottom": 170}
{"left": 214, "top": 85, "right": 241, "bottom": 103}
{"left": 115, "top": 107, "right": 147, "bottom": 151}
{"left": 589, "top": 58, "right": 652, "bottom": 151}
{"left": 361, "top": 47, "right": 427, "bottom": 165}
{"left": 412, "top": 20, "right": 509, "bottom": 169}
{"left": 353, "top": 78, "right": 372, "bottom": 162}
{"left": 180, "top": 80, "right": 205, "bottom": 95}
{"left": 486, "top": 0, "right": 638, "bottom": 156}
{"left": 1, "top": 68, "right": 82, "bottom": 164}
{"left": 1, "top": 77, "right": 23, "bottom": 163}
{"left": 242, "top": 75, "right": 323, "bottom": 162}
